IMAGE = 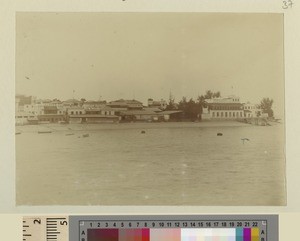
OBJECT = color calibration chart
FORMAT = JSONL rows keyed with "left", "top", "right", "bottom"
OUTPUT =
{"left": 23, "top": 215, "right": 278, "bottom": 241}
{"left": 69, "top": 215, "right": 278, "bottom": 241}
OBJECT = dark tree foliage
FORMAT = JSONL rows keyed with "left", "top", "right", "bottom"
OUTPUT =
{"left": 166, "top": 94, "right": 176, "bottom": 110}
{"left": 212, "top": 91, "right": 221, "bottom": 98}
{"left": 166, "top": 90, "right": 222, "bottom": 120}
{"left": 178, "top": 97, "right": 201, "bottom": 121}
{"left": 259, "top": 98, "right": 274, "bottom": 117}
{"left": 204, "top": 90, "right": 221, "bottom": 99}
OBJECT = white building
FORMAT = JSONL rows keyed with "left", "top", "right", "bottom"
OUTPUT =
{"left": 243, "top": 102, "right": 265, "bottom": 118}
{"left": 15, "top": 111, "right": 37, "bottom": 125}
{"left": 67, "top": 107, "right": 86, "bottom": 115}
{"left": 201, "top": 96, "right": 244, "bottom": 120}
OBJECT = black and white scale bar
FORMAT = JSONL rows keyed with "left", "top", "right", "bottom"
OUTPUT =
{"left": 47, "top": 218, "right": 66, "bottom": 220}
{"left": 46, "top": 219, "right": 60, "bottom": 241}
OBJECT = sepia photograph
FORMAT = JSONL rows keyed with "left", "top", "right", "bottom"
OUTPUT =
{"left": 15, "top": 12, "right": 286, "bottom": 206}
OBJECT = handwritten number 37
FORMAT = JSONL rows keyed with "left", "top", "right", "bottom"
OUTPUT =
{"left": 282, "top": 0, "right": 293, "bottom": 9}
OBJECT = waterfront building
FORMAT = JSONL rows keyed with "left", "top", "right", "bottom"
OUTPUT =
{"left": 201, "top": 96, "right": 244, "bottom": 120}
{"left": 68, "top": 107, "right": 120, "bottom": 123}
{"left": 15, "top": 95, "right": 36, "bottom": 112}
{"left": 23, "top": 99, "right": 66, "bottom": 116}
{"left": 15, "top": 94, "right": 36, "bottom": 106}
{"left": 15, "top": 111, "right": 37, "bottom": 125}
{"left": 23, "top": 103, "right": 44, "bottom": 115}
{"left": 85, "top": 107, "right": 116, "bottom": 116}
{"left": 119, "top": 109, "right": 183, "bottom": 122}
{"left": 15, "top": 95, "right": 39, "bottom": 125}
{"left": 37, "top": 105, "right": 66, "bottom": 123}
{"left": 243, "top": 102, "right": 266, "bottom": 118}
{"left": 67, "top": 107, "right": 86, "bottom": 115}
{"left": 119, "top": 109, "right": 160, "bottom": 122}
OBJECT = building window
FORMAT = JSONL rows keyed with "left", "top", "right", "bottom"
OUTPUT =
{"left": 221, "top": 112, "right": 223, "bottom": 117}
{"left": 71, "top": 111, "right": 74, "bottom": 115}
{"left": 217, "top": 112, "right": 219, "bottom": 117}
{"left": 225, "top": 112, "right": 227, "bottom": 117}
{"left": 233, "top": 112, "right": 235, "bottom": 117}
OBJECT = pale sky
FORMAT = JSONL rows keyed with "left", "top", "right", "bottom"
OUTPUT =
{"left": 16, "top": 13, "right": 284, "bottom": 115}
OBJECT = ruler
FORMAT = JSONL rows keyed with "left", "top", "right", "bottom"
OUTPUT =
{"left": 23, "top": 216, "right": 68, "bottom": 241}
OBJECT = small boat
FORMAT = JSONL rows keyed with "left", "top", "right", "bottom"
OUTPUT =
{"left": 38, "top": 131, "right": 52, "bottom": 134}
{"left": 15, "top": 132, "right": 21, "bottom": 135}
{"left": 65, "top": 133, "right": 75, "bottom": 136}
{"left": 141, "top": 130, "right": 146, "bottom": 134}
{"left": 82, "top": 134, "right": 89, "bottom": 138}
{"left": 217, "top": 133, "right": 223, "bottom": 136}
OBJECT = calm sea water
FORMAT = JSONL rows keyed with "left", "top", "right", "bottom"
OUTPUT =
{"left": 16, "top": 122, "right": 286, "bottom": 206}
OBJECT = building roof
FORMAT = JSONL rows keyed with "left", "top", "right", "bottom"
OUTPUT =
{"left": 63, "top": 99, "right": 81, "bottom": 103}
{"left": 108, "top": 99, "right": 143, "bottom": 105}
{"left": 85, "top": 107, "right": 116, "bottom": 111}
{"left": 159, "top": 110, "right": 183, "bottom": 115}
{"left": 120, "top": 110, "right": 183, "bottom": 116}
{"left": 206, "top": 103, "right": 243, "bottom": 106}
{"left": 205, "top": 96, "right": 240, "bottom": 104}
{"left": 84, "top": 101, "right": 107, "bottom": 104}
{"left": 143, "top": 107, "right": 163, "bottom": 112}
{"left": 120, "top": 110, "right": 158, "bottom": 115}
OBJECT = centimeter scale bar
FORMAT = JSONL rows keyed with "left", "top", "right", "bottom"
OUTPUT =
{"left": 23, "top": 216, "right": 68, "bottom": 241}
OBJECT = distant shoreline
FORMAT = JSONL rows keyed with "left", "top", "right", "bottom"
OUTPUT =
{"left": 15, "top": 120, "right": 283, "bottom": 134}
